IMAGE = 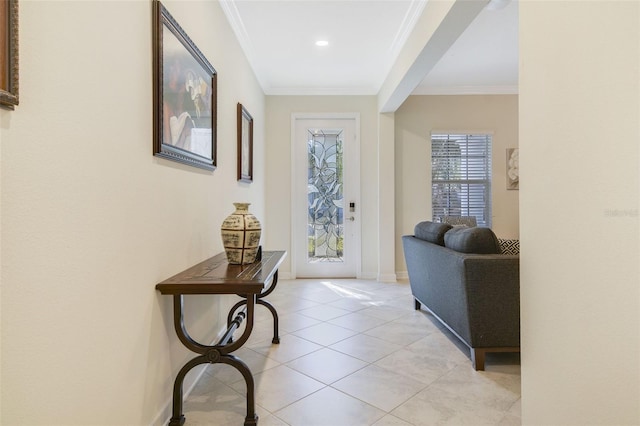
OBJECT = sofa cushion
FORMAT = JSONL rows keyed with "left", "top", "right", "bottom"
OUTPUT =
{"left": 414, "top": 221, "right": 452, "bottom": 246}
{"left": 444, "top": 227, "right": 501, "bottom": 254}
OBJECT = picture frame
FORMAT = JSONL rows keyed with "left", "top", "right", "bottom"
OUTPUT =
{"left": 152, "top": 0, "right": 217, "bottom": 171}
{"left": 506, "top": 148, "right": 519, "bottom": 190}
{"left": 237, "top": 103, "right": 253, "bottom": 182}
{"left": 0, "top": 0, "right": 19, "bottom": 109}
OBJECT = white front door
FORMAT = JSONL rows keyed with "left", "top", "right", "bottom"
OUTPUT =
{"left": 292, "top": 114, "right": 360, "bottom": 278}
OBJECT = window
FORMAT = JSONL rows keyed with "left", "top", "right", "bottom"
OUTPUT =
{"left": 431, "top": 133, "right": 492, "bottom": 227}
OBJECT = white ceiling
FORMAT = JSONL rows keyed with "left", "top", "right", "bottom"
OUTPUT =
{"left": 221, "top": 0, "right": 518, "bottom": 97}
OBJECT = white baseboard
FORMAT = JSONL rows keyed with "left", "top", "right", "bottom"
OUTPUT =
{"left": 358, "top": 271, "right": 377, "bottom": 280}
{"left": 279, "top": 271, "right": 293, "bottom": 280}
{"left": 280, "top": 271, "right": 378, "bottom": 280}
{"left": 396, "top": 271, "right": 408, "bottom": 281}
{"left": 377, "top": 273, "right": 397, "bottom": 282}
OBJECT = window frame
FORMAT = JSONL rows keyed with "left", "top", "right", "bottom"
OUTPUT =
{"left": 431, "top": 132, "right": 493, "bottom": 227}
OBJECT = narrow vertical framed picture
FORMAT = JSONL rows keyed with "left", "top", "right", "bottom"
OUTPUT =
{"left": 152, "top": 0, "right": 217, "bottom": 170}
{"left": 237, "top": 103, "right": 253, "bottom": 182}
{"left": 0, "top": 0, "right": 19, "bottom": 109}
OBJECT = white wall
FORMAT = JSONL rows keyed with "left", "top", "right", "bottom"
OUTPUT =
{"left": 394, "top": 94, "right": 519, "bottom": 274}
{"left": 265, "top": 96, "right": 380, "bottom": 279}
{"left": 520, "top": 1, "right": 639, "bottom": 424}
{"left": 0, "top": 1, "right": 265, "bottom": 424}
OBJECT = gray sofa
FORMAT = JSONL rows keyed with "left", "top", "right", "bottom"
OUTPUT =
{"left": 402, "top": 221, "right": 520, "bottom": 370}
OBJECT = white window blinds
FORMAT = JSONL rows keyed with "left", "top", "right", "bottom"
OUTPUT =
{"left": 431, "top": 133, "right": 492, "bottom": 227}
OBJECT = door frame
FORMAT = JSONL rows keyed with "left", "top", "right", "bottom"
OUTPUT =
{"left": 290, "top": 113, "right": 362, "bottom": 279}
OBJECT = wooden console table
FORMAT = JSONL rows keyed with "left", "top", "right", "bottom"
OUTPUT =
{"left": 156, "top": 250, "right": 286, "bottom": 426}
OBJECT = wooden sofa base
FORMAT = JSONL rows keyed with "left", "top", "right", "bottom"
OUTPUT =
{"left": 415, "top": 298, "right": 520, "bottom": 371}
{"left": 471, "top": 347, "right": 520, "bottom": 371}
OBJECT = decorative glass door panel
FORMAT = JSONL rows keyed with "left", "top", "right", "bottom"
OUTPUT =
{"left": 307, "top": 129, "right": 344, "bottom": 263}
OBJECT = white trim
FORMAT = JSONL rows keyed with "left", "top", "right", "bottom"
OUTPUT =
{"left": 219, "top": 1, "right": 268, "bottom": 90}
{"left": 387, "top": 0, "right": 428, "bottom": 58}
{"left": 396, "top": 271, "right": 409, "bottom": 281}
{"left": 412, "top": 85, "right": 519, "bottom": 96}
{"left": 377, "top": 273, "right": 398, "bottom": 283}
{"left": 379, "top": 0, "right": 428, "bottom": 92}
{"left": 360, "top": 271, "right": 378, "bottom": 280}
{"left": 289, "top": 116, "right": 297, "bottom": 279}
{"left": 432, "top": 129, "right": 495, "bottom": 136}
{"left": 278, "top": 271, "right": 294, "bottom": 281}
{"left": 266, "top": 86, "right": 378, "bottom": 96}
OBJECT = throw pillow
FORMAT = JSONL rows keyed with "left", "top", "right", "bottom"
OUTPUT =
{"left": 414, "top": 221, "right": 452, "bottom": 246}
{"left": 498, "top": 238, "right": 520, "bottom": 255}
{"left": 444, "top": 227, "right": 501, "bottom": 254}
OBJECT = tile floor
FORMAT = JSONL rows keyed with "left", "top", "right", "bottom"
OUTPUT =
{"left": 183, "top": 279, "right": 521, "bottom": 425}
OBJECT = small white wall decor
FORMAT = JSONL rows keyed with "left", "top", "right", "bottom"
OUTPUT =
{"left": 507, "top": 147, "right": 519, "bottom": 190}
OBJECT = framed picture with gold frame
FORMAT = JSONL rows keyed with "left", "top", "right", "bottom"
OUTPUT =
{"left": 237, "top": 103, "right": 253, "bottom": 183}
{"left": 0, "top": 0, "right": 19, "bottom": 109}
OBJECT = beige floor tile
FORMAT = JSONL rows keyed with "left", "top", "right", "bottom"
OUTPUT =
{"left": 364, "top": 319, "right": 433, "bottom": 346}
{"left": 390, "top": 309, "right": 445, "bottom": 329}
{"left": 332, "top": 364, "right": 427, "bottom": 412}
{"left": 437, "top": 363, "right": 521, "bottom": 403}
{"left": 391, "top": 383, "right": 508, "bottom": 425}
{"left": 278, "top": 311, "right": 322, "bottom": 332}
{"left": 371, "top": 284, "right": 414, "bottom": 300}
{"left": 374, "top": 348, "right": 457, "bottom": 386}
{"left": 239, "top": 321, "right": 283, "bottom": 347}
{"left": 328, "top": 311, "right": 390, "bottom": 332}
{"left": 358, "top": 305, "right": 407, "bottom": 321}
{"left": 286, "top": 347, "right": 368, "bottom": 384}
{"left": 182, "top": 278, "right": 521, "bottom": 426}
{"left": 498, "top": 398, "right": 522, "bottom": 425}
{"left": 230, "top": 364, "right": 325, "bottom": 412}
{"left": 184, "top": 376, "right": 269, "bottom": 426}
{"left": 499, "top": 413, "right": 521, "bottom": 425}
{"left": 292, "top": 322, "right": 359, "bottom": 346}
{"left": 298, "top": 304, "right": 352, "bottom": 321}
{"left": 372, "top": 414, "right": 414, "bottom": 425}
{"left": 297, "top": 288, "right": 346, "bottom": 304}
{"left": 330, "top": 333, "right": 403, "bottom": 363}
{"left": 247, "top": 333, "right": 322, "bottom": 363}
{"left": 254, "top": 413, "right": 289, "bottom": 425}
{"left": 392, "top": 363, "right": 520, "bottom": 425}
{"left": 275, "top": 386, "right": 386, "bottom": 426}
{"left": 202, "top": 347, "right": 280, "bottom": 385}
{"left": 327, "top": 296, "right": 374, "bottom": 312}
{"left": 507, "top": 398, "right": 521, "bottom": 416}
{"left": 267, "top": 294, "right": 320, "bottom": 314}
{"left": 406, "top": 329, "right": 470, "bottom": 363}
{"left": 382, "top": 294, "right": 417, "bottom": 311}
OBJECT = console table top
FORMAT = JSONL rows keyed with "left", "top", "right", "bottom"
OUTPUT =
{"left": 156, "top": 250, "right": 287, "bottom": 295}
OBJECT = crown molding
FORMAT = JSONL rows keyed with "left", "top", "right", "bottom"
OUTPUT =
{"left": 387, "top": 0, "right": 428, "bottom": 58}
{"left": 264, "top": 86, "right": 378, "bottom": 96}
{"left": 219, "top": 0, "right": 269, "bottom": 90}
{"left": 411, "top": 84, "right": 519, "bottom": 95}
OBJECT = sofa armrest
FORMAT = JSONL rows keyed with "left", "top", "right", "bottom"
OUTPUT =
{"left": 461, "top": 255, "right": 520, "bottom": 347}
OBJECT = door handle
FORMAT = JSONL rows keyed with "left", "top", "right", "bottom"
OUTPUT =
{"left": 347, "top": 216, "right": 355, "bottom": 222}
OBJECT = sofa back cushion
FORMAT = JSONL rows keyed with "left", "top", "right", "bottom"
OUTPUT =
{"left": 414, "top": 221, "right": 452, "bottom": 246}
{"left": 444, "top": 226, "right": 501, "bottom": 254}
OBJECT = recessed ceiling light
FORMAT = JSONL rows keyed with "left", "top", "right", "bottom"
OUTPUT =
{"left": 315, "top": 40, "right": 329, "bottom": 47}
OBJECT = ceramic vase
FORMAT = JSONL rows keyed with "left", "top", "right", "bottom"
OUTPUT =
{"left": 221, "top": 202, "right": 262, "bottom": 264}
